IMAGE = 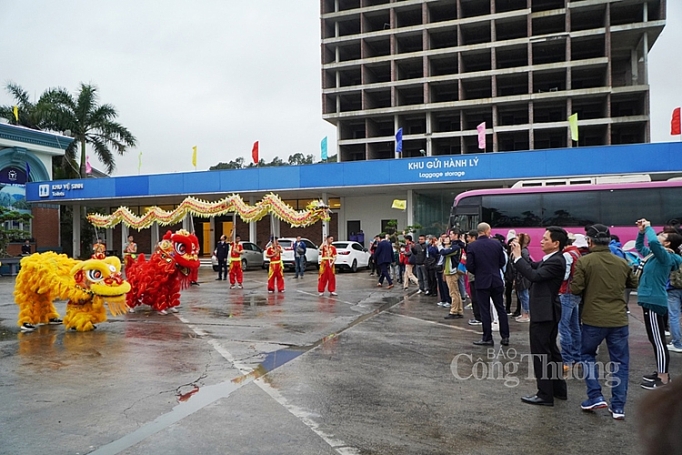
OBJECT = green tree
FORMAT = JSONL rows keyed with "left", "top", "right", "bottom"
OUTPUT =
{"left": 210, "top": 157, "right": 245, "bottom": 170}
{"left": 0, "top": 207, "right": 32, "bottom": 257}
{"left": 41, "top": 83, "right": 137, "bottom": 177}
{"left": 0, "top": 82, "right": 51, "bottom": 130}
{"left": 288, "top": 153, "right": 314, "bottom": 165}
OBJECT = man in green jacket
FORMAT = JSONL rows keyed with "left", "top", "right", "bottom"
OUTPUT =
{"left": 570, "top": 223, "right": 638, "bottom": 420}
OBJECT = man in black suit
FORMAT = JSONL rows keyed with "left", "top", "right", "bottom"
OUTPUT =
{"left": 511, "top": 226, "right": 568, "bottom": 406}
{"left": 465, "top": 223, "right": 509, "bottom": 346}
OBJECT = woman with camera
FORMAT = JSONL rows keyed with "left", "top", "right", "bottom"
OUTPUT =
{"left": 636, "top": 219, "right": 682, "bottom": 390}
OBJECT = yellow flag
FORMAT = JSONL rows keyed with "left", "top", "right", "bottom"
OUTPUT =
{"left": 192, "top": 145, "right": 197, "bottom": 167}
{"left": 138, "top": 151, "right": 142, "bottom": 173}
{"left": 568, "top": 113, "right": 579, "bottom": 142}
{"left": 392, "top": 199, "right": 407, "bottom": 210}
{"left": 12, "top": 106, "right": 18, "bottom": 121}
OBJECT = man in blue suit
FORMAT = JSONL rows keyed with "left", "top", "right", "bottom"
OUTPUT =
{"left": 374, "top": 234, "right": 395, "bottom": 289}
{"left": 465, "top": 223, "right": 509, "bottom": 346}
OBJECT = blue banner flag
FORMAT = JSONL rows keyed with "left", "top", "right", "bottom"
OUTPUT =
{"left": 321, "top": 136, "right": 328, "bottom": 160}
{"left": 395, "top": 128, "right": 403, "bottom": 158}
{"left": 25, "top": 161, "right": 31, "bottom": 180}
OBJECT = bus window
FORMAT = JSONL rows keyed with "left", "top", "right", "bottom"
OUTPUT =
{"left": 602, "top": 189, "right": 661, "bottom": 226}
{"left": 541, "top": 191, "right": 599, "bottom": 227}
{"left": 662, "top": 189, "right": 682, "bottom": 227}
{"left": 452, "top": 214, "right": 479, "bottom": 232}
{"left": 483, "top": 194, "right": 542, "bottom": 228}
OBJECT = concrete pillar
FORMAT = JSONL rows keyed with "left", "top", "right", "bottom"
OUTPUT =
{"left": 338, "top": 196, "right": 346, "bottom": 241}
{"left": 121, "top": 224, "right": 129, "bottom": 256}
{"left": 406, "top": 190, "right": 414, "bottom": 229}
{"left": 322, "top": 193, "right": 329, "bottom": 244}
{"left": 72, "top": 204, "right": 81, "bottom": 258}
{"left": 106, "top": 228, "right": 113, "bottom": 252}
{"left": 642, "top": 32, "right": 649, "bottom": 85}
{"left": 209, "top": 216, "right": 216, "bottom": 256}
{"left": 425, "top": 113, "right": 432, "bottom": 156}
{"left": 151, "top": 222, "right": 159, "bottom": 250}
{"left": 336, "top": 124, "right": 341, "bottom": 162}
{"left": 249, "top": 196, "right": 257, "bottom": 243}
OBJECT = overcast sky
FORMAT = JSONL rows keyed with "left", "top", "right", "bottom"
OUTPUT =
{"left": 0, "top": 1, "right": 679, "bottom": 177}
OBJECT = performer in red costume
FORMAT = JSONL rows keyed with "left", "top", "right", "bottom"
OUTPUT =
{"left": 318, "top": 235, "right": 338, "bottom": 296}
{"left": 266, "top": 238, "right": 285, "bottom": 293}
{"left": 229, "top": 234, "right": 244, "bottom": 289}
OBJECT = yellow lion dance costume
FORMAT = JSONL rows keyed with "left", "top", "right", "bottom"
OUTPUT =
{"left": 14, "top": 252, "right": 131, "bottom": 332}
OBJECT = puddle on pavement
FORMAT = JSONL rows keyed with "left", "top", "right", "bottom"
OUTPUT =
{"left": 88, "top": 293, "right": 406, "bottom": 455}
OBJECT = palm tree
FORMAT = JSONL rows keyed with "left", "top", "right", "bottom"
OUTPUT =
{"left": 42, "top": 83, "right": 137, "bottom": 177}
{"left": 0, "top": 82, "right": 50, "bottom": 129}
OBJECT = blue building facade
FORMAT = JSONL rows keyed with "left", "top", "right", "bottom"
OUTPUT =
{"left": 23, "top": 141, "right": 682, "bottom": 257}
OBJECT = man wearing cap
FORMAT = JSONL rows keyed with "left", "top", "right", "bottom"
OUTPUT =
{"left": 465, "top": 223, "right": 509, "bottom": 346}
{"left": 571, "top": 223, "right": 637, "bottom": 420}
{"left": 511, "top": 226, "right": 568, "bottom": 406}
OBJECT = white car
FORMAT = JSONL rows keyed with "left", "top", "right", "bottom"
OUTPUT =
{"left": 262, "top": 238, "right": 319, "bottom": 271}
{"left": 318, "top": 241, "right": 370, "bottom": 273}
{"left": 211, "top": 241, "right": 264, "bottom": 270}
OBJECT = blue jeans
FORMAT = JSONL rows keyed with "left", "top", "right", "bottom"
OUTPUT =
{"left": 437, "top": 272, "right": 450, "bottom": 304}
{"left": 581, "top": 324, "right": 629, "bottom": 411}
{"left": 668, "top": 289, "right": 682, "bottom": 348}
{"left": 458, "top": 274, "right": 468, "bottom": 299}
{"left": 518, "top": 288, "right": 529, "bottom": 313}
{"left": 559, "top": 293, "right": 582, "bottom": 364}
{"left": 294, "top": 256, "right": 306, "bottom": 277}
{"left": 415, "top": 264, "right": 427, "bottom": 291}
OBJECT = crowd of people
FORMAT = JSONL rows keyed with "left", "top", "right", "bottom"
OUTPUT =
{"left": 363, "top": 220, "right": 682, "bottom": 422}
{"left": 106, "top": 222, "right": 682, "bottom": 423}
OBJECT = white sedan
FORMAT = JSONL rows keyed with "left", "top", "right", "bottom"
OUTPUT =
{"left": 319, "top": 241, "right": 371, "bottom": 273}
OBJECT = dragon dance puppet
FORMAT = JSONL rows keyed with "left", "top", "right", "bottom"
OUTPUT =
{"left": 125, "top": 229, "right": 200, "bottom": 315}
{"left": 14, "top": 252, "right": 131, "bottom": 332}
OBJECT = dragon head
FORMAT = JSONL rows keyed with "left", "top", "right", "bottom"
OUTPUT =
{"left": 305, "top": 200, "right": 331, "bottom": 222}
{"left": 158, "top": 229, "right": 201, "bottom": 276}
{"left": 72, "top": 256, "right": 131, "bottom": 297}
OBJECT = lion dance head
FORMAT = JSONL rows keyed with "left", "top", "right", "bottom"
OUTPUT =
{"left": 157, "top": 229, "right": 201, "bottom": 278}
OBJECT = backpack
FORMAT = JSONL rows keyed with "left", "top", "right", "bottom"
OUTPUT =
{"left": 671, "top": 264, "right": 682, "bottom": 289}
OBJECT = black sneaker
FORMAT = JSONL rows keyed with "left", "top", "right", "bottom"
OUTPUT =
{"left": 641, "top": 377, "right": 669, "bottom": 390}
{"left": 468, "top": 319, "right": 482, "bottom": 326}
{"left": 48, "top": 318, "right": 63, "bottom": 325}
{"left": 21, "top": 322, "right": 36, "bottom": 332}
{"left": 642, "top": 372, "right": 658, "bottom": 383}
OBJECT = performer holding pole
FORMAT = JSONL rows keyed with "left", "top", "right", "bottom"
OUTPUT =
{"left": 318, "top": 235, "right": 337, "bottom": 296}
{"left": 266, "top": 237, "right": 285, "bottom": 293}
{"left": 229, "top": 234, "right": 244, "bottom": 289}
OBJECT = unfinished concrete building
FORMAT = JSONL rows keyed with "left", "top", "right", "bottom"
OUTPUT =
{"left": 320, "top": 0, "right": 666, "bottom": 161}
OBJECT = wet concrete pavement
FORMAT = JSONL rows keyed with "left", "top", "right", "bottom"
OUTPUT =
{"left": 0, "top": 267, "right": 670, "bottom": 454}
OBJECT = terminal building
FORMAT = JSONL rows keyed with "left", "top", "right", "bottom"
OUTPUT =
{"left": 2, "top": 0, "right": 680, "bottom": 260}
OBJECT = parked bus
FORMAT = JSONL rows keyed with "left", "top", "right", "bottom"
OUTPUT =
{"left": 449, "top": 179, "right": 682, "bottom": 259}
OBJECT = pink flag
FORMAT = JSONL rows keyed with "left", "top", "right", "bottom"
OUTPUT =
{"left": 477, "top": 122, "right": 486, "bottom": 150}
{"left": 86, "top": 155, "right": 92, "bottom": 174}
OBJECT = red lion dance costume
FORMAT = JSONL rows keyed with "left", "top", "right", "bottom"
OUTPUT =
{"left": 126, "top": 229, "right": 200, "bottom": 315}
